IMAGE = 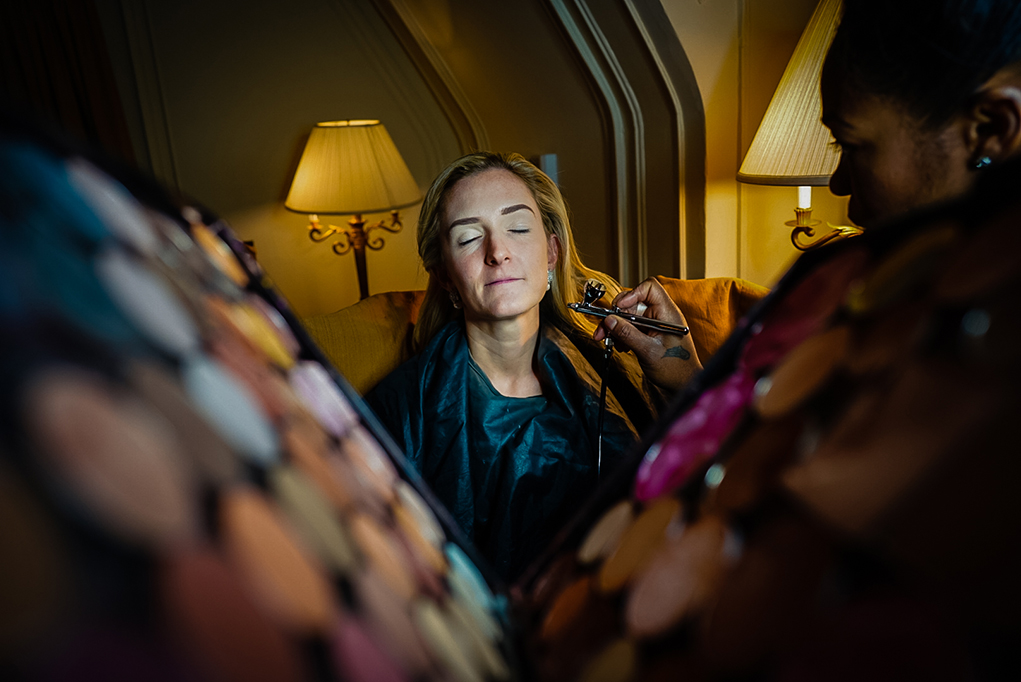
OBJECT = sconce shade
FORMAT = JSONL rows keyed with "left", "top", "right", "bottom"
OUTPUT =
{"left": 737, "top": 0, "right": 842, "bottom": 186}
{"left": 285, "top": 120, "right": 422, "bottom": 214}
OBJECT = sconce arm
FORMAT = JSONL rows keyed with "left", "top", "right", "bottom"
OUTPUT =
{"left": 791, "top": 222, "right": 864, "bottom": 250}
{"left": 364, "top": 210, "right": 404, "bottom": 250}
{"left": 308, "top": 214, "right": 339, "bottom": 242}
{"left": 786, "top": 207, "right": 863, "bottom": 251}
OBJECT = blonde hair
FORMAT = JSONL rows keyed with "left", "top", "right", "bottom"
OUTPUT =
{"left": 413, "top": 152, "right": 621, "bottom": 352}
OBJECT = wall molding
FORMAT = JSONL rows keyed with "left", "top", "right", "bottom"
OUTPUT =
{"left": 624, "top": 0, "right": 706, "bottom": 279}
{"left": 326, "top": 0, "right": 453, "bottom": 176}
{"left": 548, "top": 0, "right": 647, "bottom": 285}
{"left": 117, "top": 0, "right": 178, "bottom": 190}
{"left": 370, "top": 0, "right": 488, "bottom": 155}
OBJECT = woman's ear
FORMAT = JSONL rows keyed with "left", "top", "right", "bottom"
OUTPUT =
{"left": 547, "top": 234, "right": 561, "bottom": 271}
{"left": 966, "top": 82, "right": 1021, "bottom": 163}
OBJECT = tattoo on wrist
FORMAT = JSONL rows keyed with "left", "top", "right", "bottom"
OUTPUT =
{"left": 663, "top": 346, "right": 690, "bottom": 361}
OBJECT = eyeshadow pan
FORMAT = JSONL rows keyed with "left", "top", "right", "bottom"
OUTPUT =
{"left": 290, "top": 361, "right": 359, "bottom": 439}
{"left": 94, "top": 247, "right": 200, "bottom": 358}
{"left": 709, "top": 415, "right": 803, "bottom": 514}
{"left": 247, "top": 294, "right": 301, "bottom": 364}
{"left": 753, "top": 325, "right": 850, "bottom": 419}
{"left": 598, "top": 496, "right": 682, "bottom": 593}
{"left": 182, "top": 355, "right": 279, "bottom": 466}
{"left": 331, "top": 617, "right": 409, "bottom": 682}
{"left": 625, "top": 514, "right": 731, "bottom": 637}
{"left": 740, "top": 246, "right": 869, "bottom": 372}
{"left": 127, "top": 360, "right": 240, "bottom": 486}
{"left": 352, "top": 568, "right": 434, "bottom": 675}
{"left": 282, "top": 424, "right": 357, "bottom": 511}
{"left": 66, "top": 158, "right": 159, "bottom": 256}
{"left": 413, "top": 598, "right": 483, "bottom": 682}
{"left": 207, "top": 330, "right": 290, "bottom": 424}
{"left": 635, "top": 371, "right": 755, "bottom": 501}
{"left": 394, "top": 502, "right": 447, "bottom": 577}
{"left": 219, "top": 486, "right": 337, "bottom": 635}
{"left": 269, "top": 465, "right": 358, "bottom": 575}
{"left": 349, "top": 513, "right": 418, "bottom": 601}
{"left": 190, "top": 222, "right": 249, "bottom": 287}
{"left": 445, "top": 543, "right": 498, "bottom": 614}
{"left": 444, "top": 596, "right": 510, "bottom": 681}
{"left": 577, "top": 500, "right": 635, "bottom": 565}
{"left": 540, "top": 575, "right": 592, "bottom": 642}
{"left": 344, "top": 426, "right": 399, "bottom": 506}
{"left": 23, "top": 367, "right": 199, "bottom": 548}
{"left": 396, "top": 481, "right": 445, "bottom": 548}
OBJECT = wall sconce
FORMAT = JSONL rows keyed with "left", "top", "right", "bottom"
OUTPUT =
{"left": 285, "top": 120, "right": 422, "bottom": 299}
{"left": 737, "top": 0, "right": 861, "bottom": 250}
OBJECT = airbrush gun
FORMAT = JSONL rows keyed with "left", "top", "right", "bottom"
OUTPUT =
{"left": 568, "top": 281, "right": 689, "bottom": 479}
{"left": 568, "top": 280, "right": 690, "bottom": 337}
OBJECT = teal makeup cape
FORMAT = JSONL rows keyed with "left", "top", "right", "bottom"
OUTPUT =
{"left": 366, "top": 319, "right": 658, "bottom": 581}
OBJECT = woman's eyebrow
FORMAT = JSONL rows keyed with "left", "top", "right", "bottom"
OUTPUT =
{"left": 449, "top": 204, "right": 534, "bottom": 229}
{"left": 501, "top": 204, "right": 534, "bottom": 216}
{"left": 449, "top": 216, "right": 480, "bottom": 229}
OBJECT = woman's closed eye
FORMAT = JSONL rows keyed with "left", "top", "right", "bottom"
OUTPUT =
{"left": 451, "top": 226, "right": 483, "bottom": 247}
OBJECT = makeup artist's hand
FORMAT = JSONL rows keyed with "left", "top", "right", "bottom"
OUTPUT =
{"left": 594, "top": 277, "right": 702, "bottom": 393}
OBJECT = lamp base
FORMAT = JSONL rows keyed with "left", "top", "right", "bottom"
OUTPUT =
{"left": 306, "top": 211, "right": 404, "bottom": 300}
{"left": 787, "top": 207, "right": 862, "bottom": 250}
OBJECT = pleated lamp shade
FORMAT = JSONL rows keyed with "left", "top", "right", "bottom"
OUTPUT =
{"left": 738, "top": 0, "right": 842, "bottom": 186}
{"left": 285, "top": 120, "right": 422, "bottom": 214}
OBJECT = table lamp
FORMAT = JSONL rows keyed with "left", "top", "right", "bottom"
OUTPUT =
{"left": 737, "top": 0, "right": 861, "bottom": 250}
{"left": 285, "top": 120, "right": 422, "bottom": 299}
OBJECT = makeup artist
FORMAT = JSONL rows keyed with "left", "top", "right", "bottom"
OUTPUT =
{"left": 600, "top": 0, "right": 1021, "bottom": 388}
{"left": 366, "top": 152, "right": 700, "bottom": 581}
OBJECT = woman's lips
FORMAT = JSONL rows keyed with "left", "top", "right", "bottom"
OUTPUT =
{"left": 486, "top": 278, "right": 521, "bottom": 286}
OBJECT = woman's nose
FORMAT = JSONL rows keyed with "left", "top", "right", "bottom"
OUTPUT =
{"left": 484, "top": 234, "right": 509, "bottom": 264}
{"left": 829, "top": 154, "right": 851, "bottom": 197}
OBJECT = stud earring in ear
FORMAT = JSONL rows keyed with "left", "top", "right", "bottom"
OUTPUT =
{"left": 974, "top": 155, "right": 993, "bottom": 170}
{"left": 449, "top": 290, "right": 462, "bottom": 309}
{"left": 547, "top": 270, "right": 553, "bottom": 291}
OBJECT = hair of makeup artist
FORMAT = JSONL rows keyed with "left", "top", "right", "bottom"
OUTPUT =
{"left": 823, "top": 0, "right": 1021, "bottom": 128}
{"left": 413, "top": 151, "right": 621, "bottom": 353}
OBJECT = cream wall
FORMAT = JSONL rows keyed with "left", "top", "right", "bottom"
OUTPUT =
{"left": 661, "top": 0, "right": 849, "bottom": 288}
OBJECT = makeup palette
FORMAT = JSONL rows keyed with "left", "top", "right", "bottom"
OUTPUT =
{"left": 514, "top": 191, "right": 1021, "bottom": 678}
{"left": 0, "top": 135, "right": 518, "bottom": 681}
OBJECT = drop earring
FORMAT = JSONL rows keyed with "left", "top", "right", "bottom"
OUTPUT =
{"left": 973, "top": 155, "right": 993, "bottom": 170}
{"left": 547, "top": 270, "right": 553, "bottom": 291}
{"left": 449, "top": 290, "right": 462, "bottom": 309}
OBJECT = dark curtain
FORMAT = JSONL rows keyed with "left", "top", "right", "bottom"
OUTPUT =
{"left": 0, "top": 0, "right": 135, "bottom": 164}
